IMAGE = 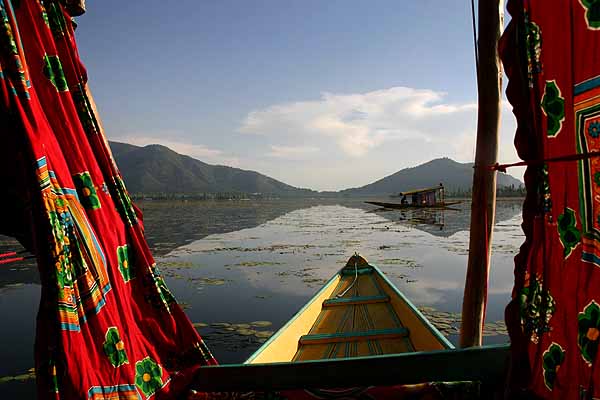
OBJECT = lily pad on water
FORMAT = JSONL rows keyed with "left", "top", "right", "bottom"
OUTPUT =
{"left": 0, "top": 370, "right": 35, "bottom": 384}
{"left": 377, "top": 258, "right": 421, "bottom": 268}
{"left": 250, "top": 321, "right": 272, "bottom": 327}
{"left": 234, "top": 261, "right": 284, "bottom": 267}
{"left": 211, "top": 322, "right": 232, "bottom": 328}
{"left": 418, "top": 306, "right": 509, "bottom": 337}
{"left": 236, "top": 328, "right": 256, "bottom": 336}
{"left": 192, "top": 322, "right": 208, "bottom": 328}
{"left": 255, "top": 331, "right": 274, "bottom": 339}
{"left": 159, "top": 260, "right": 198, "bottom": 268}
{"left": 191, "top": 277, "right": 229, "bottom": 286}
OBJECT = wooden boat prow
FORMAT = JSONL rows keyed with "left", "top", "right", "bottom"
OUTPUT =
{"left": 246, "top": 254, "right": 452, "bottom": 364}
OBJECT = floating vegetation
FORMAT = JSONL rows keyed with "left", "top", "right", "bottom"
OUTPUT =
{"left": 201, "top": 321, "right": 276, "bottom": 350}
{"left": 0, "top": 368, "right": 35, "bottom": 384}
{"left": 202, "top": 244, "right": 316, "bottom": 253}
{"left": 255, "top": 331, "right": 275, "bottom": 338}
{"left": 377, "top": 258, "right": 422, "bottom": 268}
{"left": 233, "top": 261, "right": 284, "bottom": 268}
{"left": 302, "top": 278, "right": 327, "bottom": 285}
{"left": 418, "top": 307, "right": 509, "bottom": 337}
{"left": 158, "top": 260, "right": 198, "bottom": 268}
{"left": 250, "top": 321, "right": 272, "bottom": 327}
{"left": 211, "top": 322, "right": 232, "bottom": 328}
{"left": 189, "top": 277, "right": 229, "bottom": 286}
{"left": 192, "top": 322, "right": 208, "bottom": 328}
{"left": 4, "top": 283, "right": 25, "bottom": 288}
{"left": 492, "top": 243, "right": 520, "bottom": 254}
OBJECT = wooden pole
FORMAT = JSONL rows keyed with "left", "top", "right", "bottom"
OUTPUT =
{"left": 460, "top": 0, "right": 504, "bottom": 348}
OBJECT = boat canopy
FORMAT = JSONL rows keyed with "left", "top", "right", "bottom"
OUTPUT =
{"left": 398, "top": 185, "right": 444, "bottom": 196}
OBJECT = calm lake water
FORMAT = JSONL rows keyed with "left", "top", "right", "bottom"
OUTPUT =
{"left": 0, "top": 198, "right": 523, "bottom": 397}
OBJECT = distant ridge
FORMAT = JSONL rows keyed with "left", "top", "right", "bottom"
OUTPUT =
{"left": 109, "top": 142, "right": 522, "bottom": 196}
{"left": 338, "top": 157, "right": 522, "bottom": 196}
{"left": 109, "top": 141, "right": 316, "bottom": 196}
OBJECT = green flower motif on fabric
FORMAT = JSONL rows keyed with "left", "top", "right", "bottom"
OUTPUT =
{"left": 135, "top": 357, "right": 163, "bottom": 397}
{"left": 72, "top": 171, "right": 101, "bottom": 210}
{"left": 43, "top": 54, "right": 68, "bottom": 92}
{"left": 542, "top": 343, "right": 565, "bottom": 391}
{"left": 103, "top": 327, "right": 128, "bottom": 367}
{"left": 520, "top": 275, "right": 556, "bottom": 343}
{"left": 594, "top": 171, "right": 600, "bottom": 187}
{"left": 156, "top": 273, "right": 176, "bottom": 309}
{"left": 580, "top": 0, "right": 600, "bottom": 29}
{"left": 117, "top": 245, "right": 134, "bottom": 282}
{"left": 557, "top": 208, "right": 581, "bottom": 258}
{"left": 541, "top": 80, "right": 565, "bottom": 137}
{"left": 72, "top": 84, "right": 97, "bottom": 135}
{"left": 524, "top": 12, "right": 542, "bottom": 86}
{"left": 111, "top": 175, "right": 138, "bottom": 226}
{"left": 578, "top": 300, "right": 600, "bottom": 365}
{"left": 45, "top": 2, "right": 67, "bottom": 38}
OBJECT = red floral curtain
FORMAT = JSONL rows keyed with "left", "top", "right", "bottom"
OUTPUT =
{"left": 0, "top": 1, "right": 216, "bottom": 398}
{"left": 502, "top": 0, "right": 600, "bottom": 398}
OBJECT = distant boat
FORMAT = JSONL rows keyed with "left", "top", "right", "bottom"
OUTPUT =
{"left": 365, "top": 200, "right": 462, "bottom": 209}
{"left": 245, "top": 253, "right": 451, "bottom": 364}
{"left": 366, "top": 184, "right": 462, "bottom": 209}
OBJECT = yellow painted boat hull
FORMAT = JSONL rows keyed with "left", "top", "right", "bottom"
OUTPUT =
{"left": 246, "top": 254, "right": 452, "bottom": 364}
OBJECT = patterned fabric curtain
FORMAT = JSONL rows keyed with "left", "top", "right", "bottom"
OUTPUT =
{"left": 0, "top": 1, "right": 216, "bottom": 399}
{"left": 502, "top": 0, "right": 600, "bottom": 398}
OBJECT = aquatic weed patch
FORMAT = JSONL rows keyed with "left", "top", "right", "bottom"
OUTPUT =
{"left": 377, "top": 258, "right": 422, "bottom": 268}
{"left": 232, "top": 261, "right": 285, "bottom": 267}
{"left": 418, "top": 307, "right": 509, "bottom": 337}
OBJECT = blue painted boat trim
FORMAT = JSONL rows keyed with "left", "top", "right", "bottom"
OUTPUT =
{"left": 340, "top": 267, "right": 374, "bottom": 276}
{"left": 322, "top": 295, "right": 389, "bottom": 306}
{"left": 206, "top": 343, "right": 508, "bottom": 372}
{"left": 246, "top": 257, "right": 454, "bottom": 363}
{"left": 370, "top": 263, "right": 455, "bottom": 349}
{"left": 245, "top": 271, "right": 341, "bottom": 364}
{"left": 300, "top": 327, "right": 408, "bottom": 344}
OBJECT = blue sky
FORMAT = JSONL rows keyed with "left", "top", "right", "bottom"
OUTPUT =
{"left": 75, "top": 1, "right": 520, "bottom": 191}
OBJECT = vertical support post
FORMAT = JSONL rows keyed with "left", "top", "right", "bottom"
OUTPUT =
{"left": 460, "top": 0, "right": 504, "bottom": 348}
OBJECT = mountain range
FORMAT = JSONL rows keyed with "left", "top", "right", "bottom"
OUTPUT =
{"left": 109, "top": 141, "right": 522, "bottom": 196}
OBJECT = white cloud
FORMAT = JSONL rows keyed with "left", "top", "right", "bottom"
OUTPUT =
{"left": 268, "top": 145, "right": 319, "bottom": 159}
{"left": 239, "top": 86, "right": 524, "bottom": 183}
{"left": 111, "top": 135, "right": 241, "bottom": 167}
{"left": 239, "top": 87, "right": 478, "bottom": 157}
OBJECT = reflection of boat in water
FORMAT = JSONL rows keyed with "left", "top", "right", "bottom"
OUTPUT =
{"left": 365, "top": 200, "right": 462, "bottom": 209}
{"left": 364, "top": 200, "right": 522, "bottom": 238}
{"left": 246, "top": 254, "right": 451, "bottom": 364}
{"left": 365, "top": 184, "right": 462, "bottom": 210}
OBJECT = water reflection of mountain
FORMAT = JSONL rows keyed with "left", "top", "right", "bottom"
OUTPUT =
{"left": 0, "top": 198, "right": 524, "bottom": 288}
{"left": 359, "top": 199, "right": 523, "bottom": 238}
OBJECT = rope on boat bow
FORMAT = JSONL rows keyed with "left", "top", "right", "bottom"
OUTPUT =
{"left": 337, "top": 252, "right": 360, "bottom": 298}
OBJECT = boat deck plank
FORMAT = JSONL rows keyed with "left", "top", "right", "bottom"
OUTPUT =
{"left": 293, "top": 265, "right": 414, "bottom": 361}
